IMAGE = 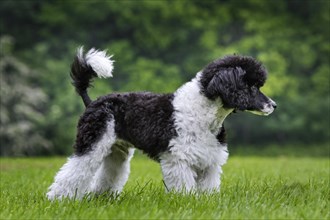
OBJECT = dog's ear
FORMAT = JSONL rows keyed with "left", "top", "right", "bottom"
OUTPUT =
{"left": 206, "top": 67, "right": 246, "bottom": 102}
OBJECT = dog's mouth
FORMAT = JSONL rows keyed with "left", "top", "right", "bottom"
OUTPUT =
{"left": 246, "top": 101, "right": 277, "bottom": 116}
{"left": 246, "top": 109, "right": 273, "bottom": 116}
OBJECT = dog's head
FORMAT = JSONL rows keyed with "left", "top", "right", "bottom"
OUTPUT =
{"left": 200, "top": 55, "right": 276, "bottom": 116}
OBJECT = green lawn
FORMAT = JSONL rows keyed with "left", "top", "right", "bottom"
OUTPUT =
{"left": 0, "top": 154, "right": 329, "bottom": 219}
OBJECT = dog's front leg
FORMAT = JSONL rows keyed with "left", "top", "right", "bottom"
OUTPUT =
{"left": 196, "top": 165, "right": 222, "bottom": 192}
{"left": 160, "top": 157, "right": 197, "bottom": 193}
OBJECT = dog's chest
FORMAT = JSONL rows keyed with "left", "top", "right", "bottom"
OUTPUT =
{"left": 166, "top": 81, "right": 230, "bottom": 168}
{"left": 168, "top": 122, "right": 226, "bottom": 168}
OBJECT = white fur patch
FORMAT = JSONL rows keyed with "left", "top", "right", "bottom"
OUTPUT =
{"left": 84, "top": 47, "right": 114, "bottom": 78}
{"left": 90, "top": 146, "right": 135, "bottom": 195}
{"left": 160, "top": 73, "right": 233, "bottom": 192}
{"left": 47, "top": 120, "right": 117, "bottom": 200}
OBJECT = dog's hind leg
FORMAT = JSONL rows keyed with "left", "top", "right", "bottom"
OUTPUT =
{"left": 89, "top": 140, "right": 135, "bottom": 195}
{"left": 46, "top": 120, "right": 116, "bottom": 200}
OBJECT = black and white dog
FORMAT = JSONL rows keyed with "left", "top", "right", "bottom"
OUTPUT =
{"left": 47, "top": 47, "right": 276, "bottom": 200}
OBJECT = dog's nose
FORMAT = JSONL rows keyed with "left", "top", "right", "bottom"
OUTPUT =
{"left": 268, "top": 98, "right": 277, "bottom": 109}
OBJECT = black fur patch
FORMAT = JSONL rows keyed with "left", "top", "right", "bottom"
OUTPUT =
{"left": 199, "top": 55, "right": 269, "bottom": 112}
{"left": 110, "top": 92, "right": 177, "bottom": 160}
{"left": 216, "top": 125, "right": 226, "bottom": 144}
{"left": 200, "top": 55, "right": 267, "bottom": 89}
{"left": 70, "top": 50, "right": 97, "bottom": 107}
{"left": 74, "top": 92, "right": 177, "bottom": 160}
{"left": 74, "top": 99, "right": 113, "bottom": 155}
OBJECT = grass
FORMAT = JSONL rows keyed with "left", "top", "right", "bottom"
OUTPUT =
{"left": 0, "top": 153, "right": 329, "bottom": 219}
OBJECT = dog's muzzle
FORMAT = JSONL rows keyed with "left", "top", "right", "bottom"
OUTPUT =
{"left": 260, "top": 99, "right": 277, "bottom": 116}
{"left": 247, "top": 99, "right": 277, "bottom": 116}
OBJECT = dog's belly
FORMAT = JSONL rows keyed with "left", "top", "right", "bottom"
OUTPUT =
{"left": 116, "top": 123, "right": 176, "bottom": 160}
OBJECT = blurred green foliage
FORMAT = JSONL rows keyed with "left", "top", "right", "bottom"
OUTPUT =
{"left": 0, "top": 0, "right": 329, "bottom": 156}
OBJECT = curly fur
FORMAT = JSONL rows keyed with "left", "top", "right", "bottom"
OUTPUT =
{"left": 47, "top": 48, "right": 276, "bottom": 200}
{"left": 200, "top": 55, "right": 270, "bottom": 111}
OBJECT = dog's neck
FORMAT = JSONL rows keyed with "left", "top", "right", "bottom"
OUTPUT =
{"left": 172, "top": 73, "right": 233, "bottom": 133}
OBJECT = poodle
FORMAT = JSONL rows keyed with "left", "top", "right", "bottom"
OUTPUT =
{"left": 47, "top": 47, "right": 276, "bottom": 200}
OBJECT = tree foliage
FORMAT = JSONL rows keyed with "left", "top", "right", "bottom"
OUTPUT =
{"left": 0, "top": 0, "right": 329, "bottom": 155}
{"left": 0, "top": 36, "right": 51, "bottom": 155}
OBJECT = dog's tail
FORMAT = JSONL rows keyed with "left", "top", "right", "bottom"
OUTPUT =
{"left": 70, "top": 47, "right": 114, "bottom": 107}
